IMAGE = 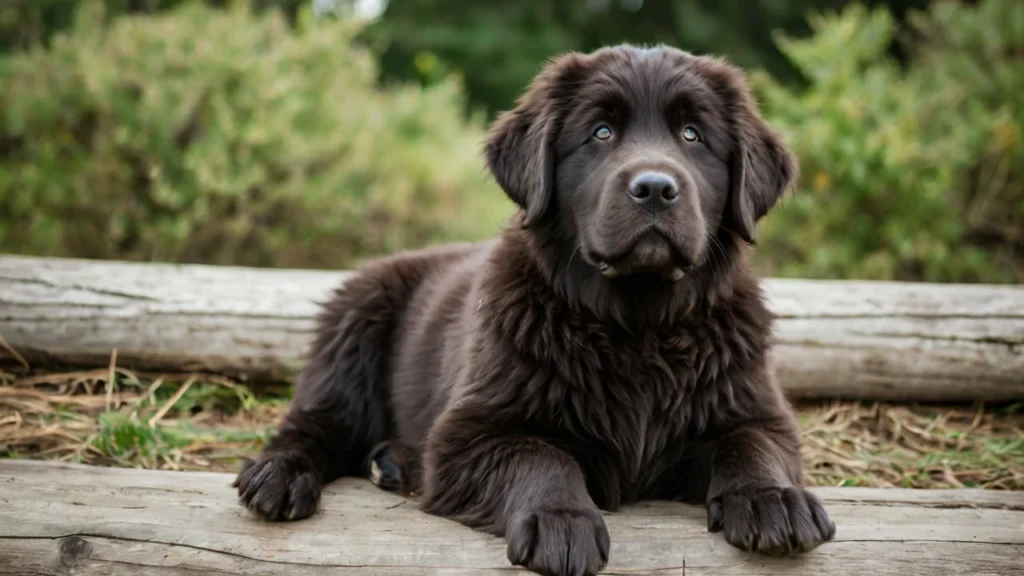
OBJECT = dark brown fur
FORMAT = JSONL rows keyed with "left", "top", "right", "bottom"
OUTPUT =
{"left": 234, "top": 44, "right": 835, "bottom": 576}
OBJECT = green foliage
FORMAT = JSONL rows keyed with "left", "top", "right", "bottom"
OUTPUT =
{"left": 90, "top": 411, "right": 190, "bottom": 463}
{"left": 0, "top": 0, "right": 308, "bottom": 52}
{"left": 3, "top": 1, "right": 936, "bottom": 120}
{"left": 754, "top": 0, "right": 1023, "bottom": 282}
{"left": 366, "top": 0, "right": 884, "bottom": 118}
{"left": 0, "top": 1, "right": 511, "bottom": 268}
{"left": 1, "top": 1, "right": 1018, "bottom": 283}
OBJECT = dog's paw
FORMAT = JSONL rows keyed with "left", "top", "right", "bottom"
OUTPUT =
{"left": 707, "top": 485, "right": 835, "bottom": 556}
{"left": 506, "top": 506, "right": 610, "bottom": 576}
{"left": 234, "top": 452, "right": 321, "bottom": 521}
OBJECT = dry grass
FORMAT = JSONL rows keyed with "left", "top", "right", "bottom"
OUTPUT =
{"left": 797, "top": 401, "right": 1022, "bottom": 489}
{"left": 1, "top": 366, "right": 1021, "bottom": 489}
{"left": 0, "top": 367, "right": 287, "bottom": 472}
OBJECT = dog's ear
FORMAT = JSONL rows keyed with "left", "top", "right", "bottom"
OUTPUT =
{"left": 700, "top": 58, "right": 797, "bottom": 244}
{"left": 485, "top": 54, "right": 584, "bottom": 227}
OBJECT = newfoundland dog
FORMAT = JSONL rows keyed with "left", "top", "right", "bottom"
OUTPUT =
{"left": 234, "top": 44, "right": 835, "bottom": 576}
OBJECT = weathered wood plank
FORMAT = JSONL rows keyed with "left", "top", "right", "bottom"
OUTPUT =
{"left": 2, "top": 255, "right": 1023, "bottom": 401}
{"left": 0, "top": 460, "right": 1021, "bottom": 575}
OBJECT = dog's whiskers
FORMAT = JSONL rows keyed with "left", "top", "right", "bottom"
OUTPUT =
{"left": 565, "top": 242, "right": 584, "bottom": 278}
{"left": 707, "top": 233, "right": 728, "bottom": 271}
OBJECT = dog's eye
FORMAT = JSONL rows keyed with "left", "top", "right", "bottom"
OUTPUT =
{"left": 682, "top": 126, "right": 702, "bottom": 143}
{"left": 593, "top": 125, "right": 613, "bottom": 141}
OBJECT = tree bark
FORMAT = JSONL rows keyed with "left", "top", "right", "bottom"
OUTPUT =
{"left": 0, "top": 460, "right": 1021, "bottom": 575}
{"left": 1, "top": 255, "right": 1022, "bottom": 401}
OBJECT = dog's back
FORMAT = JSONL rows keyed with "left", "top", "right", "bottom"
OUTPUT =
{"left": 236, "top": 241, "right": 486, "bottom": 510}
{"left": 385, "top": 240, "right": 498, "bottom": 479}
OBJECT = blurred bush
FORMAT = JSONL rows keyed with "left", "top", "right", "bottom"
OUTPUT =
{"left": 0, "top": 1, "right": 510, "bottom": 268}
{"left": 0, "top": 0, "right": 308, "bottom": 53}
{"left": 1, "top": 0, "right": 1019, "bottom": 284}
{"left": 366, "top": 0, "right": 879, "bottom": 118}
{"left": 6, "top": 1, "right": 936, "bottom": 120}
{"left": 754, "top": 0, "right": 1023, "bottom": 283}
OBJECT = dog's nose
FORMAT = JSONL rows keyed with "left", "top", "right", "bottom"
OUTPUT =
{"left": 628, "top": 172, "right": 679, "bottom": 207}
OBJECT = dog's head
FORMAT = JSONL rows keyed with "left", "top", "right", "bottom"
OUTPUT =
{"left": 486, "top": 45, "right": 795, "bottom": 282}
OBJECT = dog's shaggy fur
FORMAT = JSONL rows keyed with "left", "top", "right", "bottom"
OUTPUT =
{"left": 235, "top": 44, "right": 835, "bottom": 576}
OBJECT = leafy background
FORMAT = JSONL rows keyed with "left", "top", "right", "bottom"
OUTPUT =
{"left": 1, "top": 0, "right": 1021, "bottom": 280}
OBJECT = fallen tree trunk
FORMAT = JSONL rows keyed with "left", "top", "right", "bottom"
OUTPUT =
{"left": 1, "top": 255, "right": 1022, "bottom": 401}
{"left": 0, "top": 460, "right": 1021, "bottom": 575}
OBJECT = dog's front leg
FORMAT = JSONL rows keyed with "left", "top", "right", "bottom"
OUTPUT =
{"left": 706, "top": 418, "right": 836, "bottom": 556}
{"left": 420, "top": 409, "right": 609, "bottom": 576}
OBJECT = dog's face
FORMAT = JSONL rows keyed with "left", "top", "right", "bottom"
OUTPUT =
{"left": 487, "top": 45, "right": 796, "bottom": 281}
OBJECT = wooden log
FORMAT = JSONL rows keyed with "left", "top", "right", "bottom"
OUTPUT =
{"left": 0, "top": 460, "right": 1021, "bottom": 575}
{"left": 1, "top": 254, "right": 1023, "bottom": 401}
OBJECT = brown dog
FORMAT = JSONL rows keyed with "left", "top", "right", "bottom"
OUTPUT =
{"left": 234, "top": 44, "right": 835, "bottom": 576}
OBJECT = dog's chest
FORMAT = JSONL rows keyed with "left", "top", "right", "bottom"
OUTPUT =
{"left": 481, "top": 267, "right": 767, "bottom": 506}
{"left": 546, "top": 327, "right": 731, "bottom": 505}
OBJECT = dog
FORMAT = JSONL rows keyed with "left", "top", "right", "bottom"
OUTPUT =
{"left": 234, "top": 44, "right": 835, "bottom": 576}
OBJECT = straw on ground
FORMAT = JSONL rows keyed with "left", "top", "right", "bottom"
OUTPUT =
{"left": 1, "top": 366, "right": 1021, "bottom": 489}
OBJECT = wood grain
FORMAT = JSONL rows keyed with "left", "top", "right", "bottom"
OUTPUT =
{"left": 2, "top": 255, "right": 1023, "bottom": 401}
{"left": 0, "top": 460, "right": 1021, "bottom": 575}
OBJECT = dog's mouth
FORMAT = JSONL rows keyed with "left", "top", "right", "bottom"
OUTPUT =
{"left": 585, "top": 228, "right": 693, "bottom": 282}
